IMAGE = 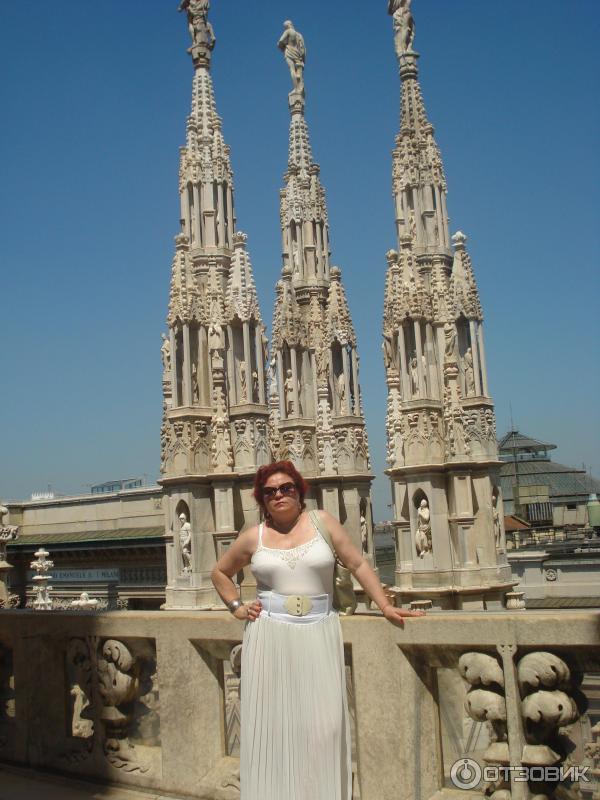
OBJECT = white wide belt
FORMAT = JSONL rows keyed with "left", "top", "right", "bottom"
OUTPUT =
{"left": 258, "top": 591, "right": 332, "bottom": 623}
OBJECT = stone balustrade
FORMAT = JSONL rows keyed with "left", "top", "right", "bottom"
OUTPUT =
{"left": 0, "top": 609, "right": 598, "bottom": 800}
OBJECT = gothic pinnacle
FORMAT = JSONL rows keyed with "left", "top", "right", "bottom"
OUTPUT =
{"left": 178, "top": 0, "right": 216, "bottom": 69}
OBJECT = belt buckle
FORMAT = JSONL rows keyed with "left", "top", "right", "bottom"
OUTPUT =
{"left": 284, "top": 594, "right": 313, "bottom": 616}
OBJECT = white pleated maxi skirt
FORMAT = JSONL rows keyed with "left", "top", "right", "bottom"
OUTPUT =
{"left": 240, "top": 610, "right": 352, "bottom": 800}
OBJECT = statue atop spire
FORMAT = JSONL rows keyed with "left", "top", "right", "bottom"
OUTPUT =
{"left": 278, "top": 21, "right": 306, "bottom": 107}
{"left": 178, "top": 0, "right": 215, "bottom": 67}
{"left": 388, "top": 0, "right": 416, "bottom": 59}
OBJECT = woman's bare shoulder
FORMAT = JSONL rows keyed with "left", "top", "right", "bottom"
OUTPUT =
{"left": 237, "top": 524, "right": 260, "bottom": 550}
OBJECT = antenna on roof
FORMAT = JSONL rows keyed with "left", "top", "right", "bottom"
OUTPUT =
{"left": 509, "top": 401, "right": 520, "bottom": 491}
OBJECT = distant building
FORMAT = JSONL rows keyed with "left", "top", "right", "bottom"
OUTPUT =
{"left": 498, "top": 430, "right": 600, "bottom": 532}
{"left": 90, "top": 477, "right": 144, "bottom": 494}
{"left": 5, "top": 486, "right": 165, "bottom": 610}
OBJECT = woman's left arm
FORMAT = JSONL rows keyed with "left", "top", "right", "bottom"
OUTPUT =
{"left": 320, "top": 511, "right": 425, "bottom": 626}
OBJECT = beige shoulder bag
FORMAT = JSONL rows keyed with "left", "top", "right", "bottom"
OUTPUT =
{"left": 309, "top": 510, "right": 357, "bottom": 616}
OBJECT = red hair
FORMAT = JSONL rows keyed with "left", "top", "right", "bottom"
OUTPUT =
{"left": 253, "top": 461, "right": 309, "bottom": 515}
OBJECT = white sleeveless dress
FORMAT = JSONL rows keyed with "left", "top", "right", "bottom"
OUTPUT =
{"left": 240, "top": 519, "right": 352, "bottom": 799}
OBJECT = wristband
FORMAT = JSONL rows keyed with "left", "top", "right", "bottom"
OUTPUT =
{"left": 227, "top": 598, "right": 243, "bottom": 614}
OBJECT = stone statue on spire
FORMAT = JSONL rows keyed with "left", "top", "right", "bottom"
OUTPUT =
{"left": 278, "top": 21, "right": 306, "bottom": 97}
{"left": 178, "top": 0, "right": 215, "bottom": 55}
{"left": 388, "top": 0, "right": 416, "bottom": 58}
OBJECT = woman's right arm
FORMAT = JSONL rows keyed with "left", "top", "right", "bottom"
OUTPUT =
{"left": 211, "top": 527, "right": 262, "bottom": 621}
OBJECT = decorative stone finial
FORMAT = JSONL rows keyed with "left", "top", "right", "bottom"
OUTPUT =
{"left": 451, "top": 230, "right": 468, "bottom": 249}
{"left": 178, "top": 0, "right": 215, "bottom": 67}
{"left": 30, "top": 547, "right": 54, "bottom": 611}
{"left": 388, "top": 0, "right": 416, "bottom": 59}
{"left": 330, "top": 266, "right": 342, "bottom": 280}
{"left": 278, "top": 20, "right": 306, "bottom": 109}
{"left": 386, "top": 248, "right": 399, "bottom": 265}
{"left": 233, "top": 231, "right": 248, "bottom": 248}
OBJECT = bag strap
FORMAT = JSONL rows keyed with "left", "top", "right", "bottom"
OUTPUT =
{"left": 309, "top": 509, "right": 335, "bottom": 556}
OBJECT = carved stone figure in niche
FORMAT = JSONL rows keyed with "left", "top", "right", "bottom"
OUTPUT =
{"left": 268, "top": 358, "right": 278, "bottom": 399}
{"left": 250, "top": 370, "right": 259, "bottom": 402}
{"left": 360, "top": 515, "right": 368, "bottom": 554}
{"left": 410, "top": 357, "right": 419, "bottom": 397}
{"left": 443, "top": 321, "right": 457, "bottom": 361}
{"left": 239, "top": 360, "right": 247, "bottom": 403}
{"left": 291, "top": 240, "right": 300, "bottom": 273}
{"left": 382, "top": 333, "right": 395, "bottom": 371}
{"left": 178, "top": 0, "right": 215, "bottom": 50}
{"left": 415, "top": 498, "right": 432, "bottom": 558}
{"left": 191, "top": 363, "right": 200, "bottom": 403}
{"left": 464, "top": 347, "right": 476, "bottom": 396}
{"left": 337, "top": 372, "right": 346, "bottom": 412}
{"left": 212, "top": 417, "right": 232, "bottom": 469}
{"left": 260, "top": 326, "right": 269, "bottom": 368}
{"left": 392, "top": 426, "right": 405, "bottom": 466}
{"left": 160, "top": 333, "right": 171, "bottom": 375}
{"left": 389, "top": 0, "right": 415, "bottom": 58}
{"left": 450, "top": 409, "right": 469, "bottom": 456}
{"left": 208, "top": 323, "right": 224, "bottom": 353}
{"left": 178, "top": 513, "right": 192, "bottom": 573}
{"left": 284, "top": 369, "right": 296, "bottom": 416}
{"left": 492, "top": 494, "right": 502, "bottom": 551}
{"left": 278, "top": 21, "right": 306, "bottom": 96}
{"left": 408, "top": 208, "right": 417, "bottom": 240}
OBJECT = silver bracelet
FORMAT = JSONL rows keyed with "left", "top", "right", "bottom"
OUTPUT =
{"left": 227, "top": 598, "right": 243, "bottom": 614}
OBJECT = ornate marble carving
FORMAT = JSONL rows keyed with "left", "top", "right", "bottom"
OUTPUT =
{"left": 98, "top": 640, "right": 148, "bottom": 773}
{"left": 415, "top": 498, "right": 432, "bottom": 558}
{"left": 384, "top": 0, "right": 509, "bottom": 607}
{"left": 66, "top": 638, "right": 94, "bottom": 742}
{"left": 284, "top": 369, "right": 297, "bottom": 417}
{"left": 0, "top": 512, "right": 19, "bottom": 608}
{"left": 463, "top": 347, "right": 476, "bottom": 396}
{"left": 461, "top": 649, "right": 582, "bottom": 784}
{"left": 30, "top": 547, "right": 53, "bottom": 611}
{"left": 178, "top": 513, "right": 192, "bottom": 573}
{"left": 178, "top": 0, "right": 215, "bottom": 52}
{"left": 160, "top": 333, "right": 171, "bottom": 377}
{"left": 70, "top": 592, "right": 99, "bottom": 610}
{"left": 388, "top": 0, "right": 416, "bottom": 58}
{"left": 63, "top": 637, "right": 160, "bottom": 772}
{"left": 278, "top": 21, "right": 306, "bottom": 98}
{"left": 0, "top": 644, "right": 15, "bottom": 724}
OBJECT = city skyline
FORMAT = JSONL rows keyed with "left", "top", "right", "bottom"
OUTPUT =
{"left": 1, "top": 1, "right": 598, "bottom": 519}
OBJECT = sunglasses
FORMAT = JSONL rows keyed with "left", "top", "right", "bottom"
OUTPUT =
{"left": 263, "top": 482, "right": 297, "bottom": 500}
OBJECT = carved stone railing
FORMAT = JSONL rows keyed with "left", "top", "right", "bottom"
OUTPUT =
{"left": 0, "top": 609, "right": 597, "bottom": 800}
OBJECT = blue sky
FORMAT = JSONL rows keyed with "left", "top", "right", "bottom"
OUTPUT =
{"left": 1, "top": 1, "right": 598, "bottom": 520}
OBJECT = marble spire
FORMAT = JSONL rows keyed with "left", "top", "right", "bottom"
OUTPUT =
{"left": 161, "top": 2, "right": 270, "bottom": 609}
{"left": 383, "top": 1, "right": 514, "bottom": 609}
{"left": 270, "top": 21, "right": 375, "bottom": 566}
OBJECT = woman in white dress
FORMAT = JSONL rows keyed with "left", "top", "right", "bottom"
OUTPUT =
{"left": 211, "top": 461, "right": 425, "bottom": 799}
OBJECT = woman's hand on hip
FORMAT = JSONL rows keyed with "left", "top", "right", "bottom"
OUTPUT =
{"left": 382, "top": 604, "right": 426, "bottom": 627}
{"left": 233, "top": 599, "right": 262, "bottom": 621}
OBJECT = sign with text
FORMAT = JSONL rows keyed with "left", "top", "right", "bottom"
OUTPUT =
{"left": 26, "top": 568, "right": 120, "bottom": 583}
